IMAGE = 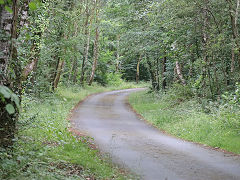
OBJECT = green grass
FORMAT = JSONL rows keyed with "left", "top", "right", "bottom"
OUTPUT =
{"left": 0, "top": 83, "right": 146, "bottom": 180}
{"left": 129, "top": 90, "right": 240, "bottom": 154}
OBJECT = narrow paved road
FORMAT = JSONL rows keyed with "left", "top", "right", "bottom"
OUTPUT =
{"left": 71, "top": 89, "right": 240, "bottom": 180}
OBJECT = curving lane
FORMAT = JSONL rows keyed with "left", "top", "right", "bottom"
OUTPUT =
{"left": 71, "top": 89, "right": 240, "bottom": 180}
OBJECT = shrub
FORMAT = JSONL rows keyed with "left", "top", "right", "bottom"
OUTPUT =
{"left": 160, "top": 83, "right": 194, "bottom": 105}
{"left": 106, "top": 73, "right": 124, "bottom": 86}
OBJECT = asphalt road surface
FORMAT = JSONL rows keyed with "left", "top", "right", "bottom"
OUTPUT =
{"left": 71, "top": 89, "right": 240, "bottom": 180}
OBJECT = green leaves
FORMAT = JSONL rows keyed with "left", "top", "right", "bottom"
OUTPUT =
{"left": 1, "top": 0, "right": 38, "bottom": 13}
{"left": 29, "top": 0, "right": 42, "bottom": 11}
{"left": 0, "top": 86, "right": 20, "bottom": 115}
{"left": 6, "top": 104, "right": 15, "bottom": 115}
{"left": 0, "top": 86, "right": 11, "bottom": 99}
{"left": 29, "top": 1, "right": 37, "bottom": 11}
{"left": 5, "top": 6, "right": 13, "bottom": 13}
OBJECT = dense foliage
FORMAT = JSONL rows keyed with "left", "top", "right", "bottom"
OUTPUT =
{"left": 105, "top": 0, "right": 240, "bottom": 97}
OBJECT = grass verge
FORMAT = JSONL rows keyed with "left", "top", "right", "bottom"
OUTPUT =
{"left": 129, "top": 89, "right": 240, "bottom": 154}
{"left": 0, "top": 82, "right": 146, "bottom": 180}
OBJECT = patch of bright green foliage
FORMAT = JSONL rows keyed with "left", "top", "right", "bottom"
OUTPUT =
{"left": 0, "top": 85, "right": 20, "bottom": 115}
{"left": 0, "top": 82, "right": 145, "bottom": 180}
{"left": 129, "top": 84, "right": 240, "bottom": 154}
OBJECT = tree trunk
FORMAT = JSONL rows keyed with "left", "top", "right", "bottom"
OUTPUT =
{"left": 19, "top": 0, "right": 29, "bottom": 28}
{"left": 147, "top": 58, "right": 157, "bottom": 90}
{"left": 136, "top": 54, "right": 142, "bottom": 84}
{"left": 226, "top": 0, "right": 240, "bottom": 71}
{"left": 20, "top": 1, "right": 43, "bottom": 84}
{"left": 11, "top": 0, "right": 22, "bottom": 95}
{"left": 0, "top": 6, "right": 12, "bottom": 85}
{"left": 22, "top": 43, "right": 40, "bottom": 81}
{"left": 80, "top": 0, "right": 93, "bottom": 85}
{"left": 80, "top": 28, "right": 90, "bottom": 85}
{"left": 22, "top": 57, "right": 38, "bottom": 81}
{"left": 73, "top": 57, "right": 78, "bottom": 84}
{"left": 0, "top": 0, "right": 20, "bottom": 148}
{"left": 231, "top": 42, "right": 235, "bottom": 73}
{"left": 175, "top": 61, "right": 186, "bottom": 85}
{"left": 68, "top": 57, "right": 77, "bottom": 83}
{"left": 69, "top": 21, "right": 80, "bottom": 84}
{"left": 116, "top": 35, "right": 120, "bottom": 72}
{"left": 89, "top": 0, "right": 99, "bottom": 86}
{"left": 202, "top": 0, "right": 209, "bottom": 91}
{"left": 53, "top": 59, "right": 64, "bottom": 89}
{"left": 162, "top": 56, "right": 167, "bottom": 90}
{"left": 156, "top": 58, "right": 160, "bottom": 91}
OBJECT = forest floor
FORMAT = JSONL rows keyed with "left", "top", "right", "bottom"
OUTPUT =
{"left": 70, "top": 89, "right": 240, "bottom": 180}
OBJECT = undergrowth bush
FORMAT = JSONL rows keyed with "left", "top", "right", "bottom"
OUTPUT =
{"left": 155, "top": 83, "right": 194, "bottom": 107}
{"left": 106, "top": 73, "right": 124, "bottom": 86}
{"left": 218, "top": 83, "right": 240, "bottom": 131}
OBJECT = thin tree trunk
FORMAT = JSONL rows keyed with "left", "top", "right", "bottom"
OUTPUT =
{"left": 68, "top": 58, "right": 74, "bottom": 83}
{"left": 88, "top": 29, "right": 99, "bottom": 85}
{"left": 136, "top": 54, "right": 142, "bottom": 84}
{"left": 69, "top": 20, "right": 80, "bottom": 84}
{"left": 162, "top": 56, "right": 167, "bottom": 90}
{"left": 231, "top": 43, "right": 235, "bottom": 73}
{"left": 80, "top": 1, "right": 90, "bottom": 85}
{"left": 156, "top": 58, "right": 160, "bottom": 91}
{"left": 89, "top": 0, "right": 99, "bottom": 86}
{"left": 147, "top": 58, "right": 157, "bottom": 90}
{"left": 226, "top": 0, "right": 240, "bottom": 71}
{"left": 22, "top": 42, "right": 41, "bottom": 81}
{"left": 53, "top": 59, "right": 64, "bottom": 89}
{"left": 202, "top": 0, "right": 209, "bottom": 90}
{"left": 116, "top": 35, "right": 120, "bottom": 72}
{"left": 204, "top": 0, "right": 214, "bottom": 97}
{"left": 80, "top": 0, "right": 94, "bottom": 85}
{"left": 80, "top": 28, "right": 90, "bottom": 85}
{"left": 73, "top": 52, "right": 79, "bottom": 84}
{"left": 68, "top": 57, "right": 77, "bottom": 83}
{"left": 68, "top": 18, "right": 80, "bottom": 84}
{"left": 212, "top": 55, "right": 220, "bottom": 95}
{"left": 73, "top": 60, "right": 78, "bottom": 84}
{"left": 53, "top": 32, "right": 68, "bottom": 90}
{"left": 20, "top": 1, "right": 43, "bottom": 84}
{"left": 22, "top": 57, "right": 38, "bottom": 81}
{"left": 175, "top": 61, "right": 186, "bottom": 85}
{"left": 51, "top": 56, "right": 60, "bottom": 90}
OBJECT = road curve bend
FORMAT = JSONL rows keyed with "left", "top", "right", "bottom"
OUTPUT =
{"left": 71, "top": 89, "right": 240, "bottom": 180}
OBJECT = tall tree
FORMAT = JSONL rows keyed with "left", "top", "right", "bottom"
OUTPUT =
{"left": 80, "top": 0, "right": 94, "bottom": 85}
{"left": 0, "top": 0, "right": 20, "bottom": 147}
{"left": 89, "top": 0, "right": 100, "bottom": 86}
